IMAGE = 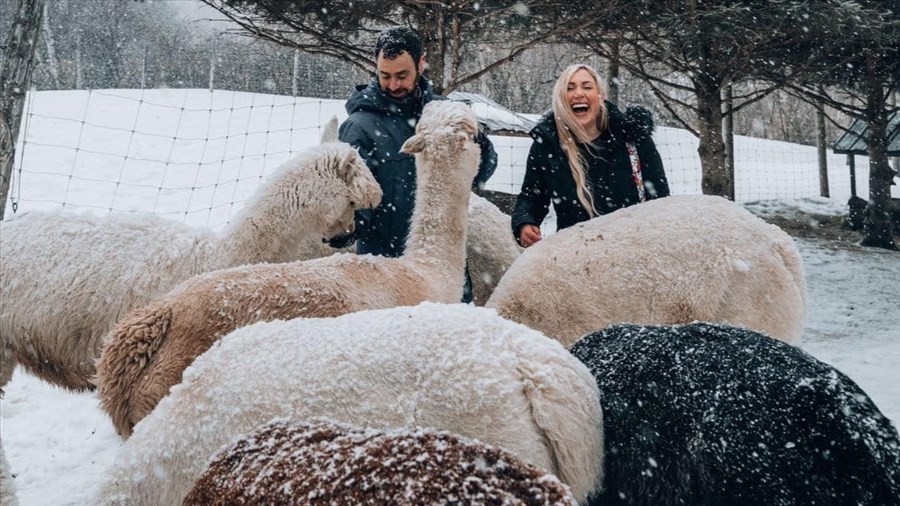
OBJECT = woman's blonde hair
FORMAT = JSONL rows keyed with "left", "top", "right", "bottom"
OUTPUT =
{"left": 552, "top": 64, "right": 608, "bottom": 218}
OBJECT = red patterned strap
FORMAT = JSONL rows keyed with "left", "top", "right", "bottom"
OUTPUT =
{"left": 626, "top": 142, "right": 646, "bottom": 202}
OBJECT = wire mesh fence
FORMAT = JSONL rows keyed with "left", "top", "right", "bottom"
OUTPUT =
{"left": 6, "top": 88, "right": 875, "bottom": 229}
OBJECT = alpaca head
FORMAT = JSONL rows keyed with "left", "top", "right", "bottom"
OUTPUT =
{"left": 401, "top": 101, "right": 480, "bottom": 188}
{"left": 252, "top": 142, "right": 380, "bottom": 245}
{"left": 318, "top": 143, "right": 383, "bottom": 240}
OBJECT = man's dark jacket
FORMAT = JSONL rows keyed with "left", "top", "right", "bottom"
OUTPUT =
{"left": 339, "top": 76, "right": 497, "bottom": 257}
{"left": 511, "top": 101, "right": 670, "bottom": 243}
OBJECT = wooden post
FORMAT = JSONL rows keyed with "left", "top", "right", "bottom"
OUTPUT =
{"left": 208, "top": 48, "right": 215, "bottom": 92}
{"left": 140, "top": 45, "right": 147, "bottom": 90}
{"left": 74, "top": 31, "right": 83, "bottom": 89}
{"left": 892, "top": 93, "right": 899, "bottom": 174}
{"left": 292, "top": 49, "right": 299, "bottom": 97}
{"left": 848, "top": 155, "right": 857, "bottom": 198}
{"left": 815, "top": 100, "right": 829, "bottom": 197}
{"left": 0, "top": 0, "right": 44, "bottom": 220}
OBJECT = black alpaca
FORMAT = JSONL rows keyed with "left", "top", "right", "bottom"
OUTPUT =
{"left": 570, "top": 322, "right": 900, "bottom": 506}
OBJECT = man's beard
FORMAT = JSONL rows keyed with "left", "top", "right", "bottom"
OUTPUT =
{"left": 384, "top": 73, "right": 419, "bottom": 100}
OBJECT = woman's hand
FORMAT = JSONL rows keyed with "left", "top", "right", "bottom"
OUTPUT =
{"left": 519, "top": 224, "right": 543, "bottom": 247}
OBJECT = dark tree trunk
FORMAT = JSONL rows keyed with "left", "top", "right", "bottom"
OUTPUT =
{"left": 696, "top": 80, "right": 732, "bottom": 200}
{"left": 607, "top": 38, "right": 620, "bottom": 106}
{"left": 419, "top": 7, "right": 448, "bottom": 95}
{"left": 0, "top": 0, "right": 43, "bottom": 220}
{"left": 860, "top": 60, "right": 896, "bottom": 250}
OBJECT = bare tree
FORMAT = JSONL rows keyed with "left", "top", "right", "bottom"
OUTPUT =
{"left": 199, "top": 0, "right": 588, "bottom": 95}
{"left": 1, "top": 0, "right": 43, "bottom": 220}
{"left": 566, "top": 1, "right": 830, "bottom": 200}
{"left": 40, "top": 1, "right": 60, "bottom": 88}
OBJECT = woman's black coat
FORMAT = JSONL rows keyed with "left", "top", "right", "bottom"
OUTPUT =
{"left": 511, "top": 102, "right": 669, "bottom": 242}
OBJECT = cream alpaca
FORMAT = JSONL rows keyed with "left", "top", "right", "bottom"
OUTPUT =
{"left": 466, "top": 193, "right": 522, "bottom": 305}
{"left": 95, "top": 303, "right": 604, "bottom": 506}
{"left": 0, "top": 134, "right": 379, "bottom": 393}
{"left": 487, "top": 194, "right": 807, "bottom": 346}
{"left": 96, "top": 101, "right": 482, "bottom": 437}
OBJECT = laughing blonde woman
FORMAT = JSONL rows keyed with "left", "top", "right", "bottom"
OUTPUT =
{"left": 512, "top": 64, "right": 670, "bottom": 247}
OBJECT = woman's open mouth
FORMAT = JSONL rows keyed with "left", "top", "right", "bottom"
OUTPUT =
{"left": 571, "top": 103, "right": 590, "bottom": 115}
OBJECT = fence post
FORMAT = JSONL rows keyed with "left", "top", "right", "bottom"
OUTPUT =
{"left": 75, "top": 31, "right": 83, "bottom": 89}
{"left": 892, "top": 92, "right": 898, "bottom": 175}
{"left": 208, "top": 47, "right": 216, "bottom": 92}
{"left": 815, "top": 99, "right": 829, "bottom": 197}
{"left": 140, "top": 45, "right": 147, "bottom": 90}
{"left": 292, "top": 49, "right": 299, "bottom": 97}
{"left": 0, "top": 0, "right": 43, "bottom": 220}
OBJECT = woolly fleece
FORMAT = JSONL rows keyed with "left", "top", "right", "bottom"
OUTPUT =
{"left": 95, "top": 303, "right": 604, "bottom": 505}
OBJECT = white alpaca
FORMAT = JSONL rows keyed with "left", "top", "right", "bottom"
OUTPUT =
{"left": 94, "top": 303, "right": 604, "bottom": 506}
{"left": 487, "top": 194, "right": 807, "bottom": 347}
{"left": 467, "top": 193, "right": 522, "bottom": 305}
{"left": 0, "top": 132, "right": 380, "bottom": 393}
{"left": 96, "top": 101, "right": 482, "bottom": 437}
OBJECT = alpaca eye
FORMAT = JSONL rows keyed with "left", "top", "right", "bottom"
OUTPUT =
{"left": 349, "top": 201, "right": 356, "bottom": 207}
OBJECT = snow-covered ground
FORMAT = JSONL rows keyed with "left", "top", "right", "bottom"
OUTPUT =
{"left": 1, "top": 90, "right": 898, "bottom": 506}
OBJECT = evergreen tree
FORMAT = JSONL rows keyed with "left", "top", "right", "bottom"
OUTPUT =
{"left": 776, "top": 0, "right": 899, "bottom": 249}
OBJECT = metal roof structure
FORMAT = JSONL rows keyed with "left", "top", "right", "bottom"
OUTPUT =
{"left": 832, "top": 111, "right": 900, "bottom": 156}
{"left": 447, "top": 91, "right": 537, "bottom": 137}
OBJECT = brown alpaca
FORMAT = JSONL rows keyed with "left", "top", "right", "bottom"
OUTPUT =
{"left": 95, "top": 101, "right": 481, "bottom": 437}
{"left": 183, "top": 418, "right": 579, "bottom": 506}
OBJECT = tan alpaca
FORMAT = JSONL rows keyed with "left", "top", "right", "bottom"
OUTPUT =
{"left": 0, "top": 125, "right": 379, "bottom": 393}
{"left": 487, "top": 194, "right": 807, "bottom": 347}
{"left": 95, "top": 101, "right": 482, "bottom": 437}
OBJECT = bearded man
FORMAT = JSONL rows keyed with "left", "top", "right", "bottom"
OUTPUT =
{"left": 338, "top": 26, "right": 497, "bottom": 303}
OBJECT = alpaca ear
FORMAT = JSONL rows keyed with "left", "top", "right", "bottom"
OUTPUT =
{"left": 337, "top": 150, "right": 358, "bottom": 180}
{"left": 401, "top": 134, "right": 426, "bottom": 154}
{"left": 456, "top": 131, "right": 471, "bottom": 150}
{"left": 320, "top": 116, "right": 339, "bottom": 144}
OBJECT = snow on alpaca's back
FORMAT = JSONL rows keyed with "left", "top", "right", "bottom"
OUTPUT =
{"left": 0, "top": 139, "right": 380, "bottom": 393}
{"left": 95, "top": 101, "right": 483, "bottom": 437}
{"left": 570, "top": 322, "right": 900, "bottom": 505}
{"left": 94, "top": 303, "right": 604, "bottom": 506}
{"left": 183, "top": 419, "right": 580, "bottom": 505}
{"left": 487, "top": 194, "right": 807, "bottom": 346}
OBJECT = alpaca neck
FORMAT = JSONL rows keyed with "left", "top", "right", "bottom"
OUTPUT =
{"left": 404, "top": 160, "right": 471, "bottom": 280}
{"left": 217, "top": 185, "right": 322, "bottom": 267}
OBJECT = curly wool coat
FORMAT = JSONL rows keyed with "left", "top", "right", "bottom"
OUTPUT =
{"left": 512, "top": 102, "right": 670, "bottom": 242}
